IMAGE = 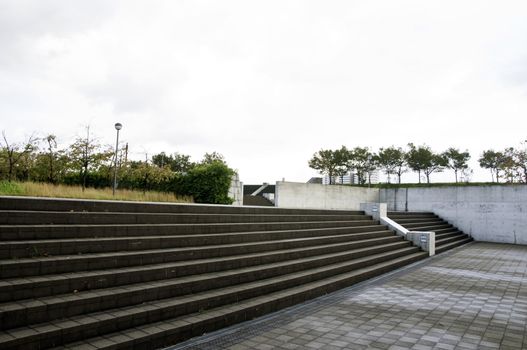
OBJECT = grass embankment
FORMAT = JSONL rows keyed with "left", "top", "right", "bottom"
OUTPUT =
{"left": 0, "top": 181, "right": 192, "bottom": 203}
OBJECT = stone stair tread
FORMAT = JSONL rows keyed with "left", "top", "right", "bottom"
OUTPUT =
{"left": 55, "top": 251, "right": 428, "bottom": 350}
{"left": 0, "top": 242, "right": 413, "bottom": 317}
{"left": 436, "top": 234, "right": 469, "bottom": 245}
{"left": 0, "top": 234, "right": 401, "bottom": 297}
{"left": 0, "top": 210, "right": 365, "bottom": 217}
{"left": 436, "top": 237, "right": 473, "bottom": 252}
{"left": 0, "top": 197, "right": 363, "bottom": 215}
{"left": 0, "top": 210, "right": 370, "bottom": 225}
{"left": 3, "top": 250, "right": 426, "bottom": 349}
{"left": 0, "top": 221, "right": 380, "bottom": 241}
{"left": 0, "top": 232, "right": 395, "bottom": 266}
{"left": 0, "top": 224, "right": 388, "bottom": 245}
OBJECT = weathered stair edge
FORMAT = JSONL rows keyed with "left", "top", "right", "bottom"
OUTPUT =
{"left": 54, "top": 253, "right": 427, "bottom": 350}
{"left": 387, "top": 211, "right": 473, "bottom": 254}
{"left": 0, "top": 196, "right": 361, "bottom": 215}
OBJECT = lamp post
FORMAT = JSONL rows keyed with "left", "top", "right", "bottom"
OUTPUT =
{"left": 113, "top": 123, "right": 122, "bottom": 196}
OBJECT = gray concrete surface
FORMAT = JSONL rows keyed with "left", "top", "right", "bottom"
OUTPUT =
{"left": 171, "top": 242, "right": 527, "bottom": 350}
{"left": 275, "top": 181, "right": 379, "bottom": 210}
{"left": 229, "top": 173, "right": 243, "bottom": 206}
{"left": 381, "top": 185, "right": 527, "bottom": 244}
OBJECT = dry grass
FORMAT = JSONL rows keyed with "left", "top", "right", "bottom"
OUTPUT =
{"left": 0, "top": 181, "right": 192, "bottom": 203}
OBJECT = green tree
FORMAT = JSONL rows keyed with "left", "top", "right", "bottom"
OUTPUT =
{"left": 515, "top": 142, "right": 527, "bottom": 183}
{"left": 333, "top": 146, "right": 351, "bottom": 184}
{"left": 443, "top": 148, "right": 471, "bottom": 183}
{"left": 152, "top": 152, "right": 194, "bottom": 173}
{"left": 479, "top": 150, "right": 505, "bottom": 183}
{"left": 345, "top": 147, "right": 377, "bottom": 185}
{"left": 377, "top": 146, "right": 406, "bottom": 184}
{"left": 170, "top": 153, "right": 194, "bottom": 173}
{"left": 68, "top": 126, "right": 112, "bottom": 190}
{"left": 406, "top": 143, "right": 446, "bottom": 184}
{"left": 202, "top": 152, "right": 226, "bottom": 165}
{"left": 501, "top": 147, "right": 519, "bottom": 183}
{"left": 152, "top": 152, "right": 173, "bottom": 168}
{"left": 308, "top": 148, "right": 343, "bottom": 185}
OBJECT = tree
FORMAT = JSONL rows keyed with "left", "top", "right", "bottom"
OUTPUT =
{"left": 423, "top": 153, "right": 448, "bottom": 184}
{"left": 405, "top": 143, "right": 427, "bottom": 184}
{"left": 332, "top": 146, "right": 350, "bottom": 184}
{"left": 152, "top": 152, "right": 173, "bottom": 168}
{"left": 377, "top": 146, "right": 406, "bottom": 184}
{"left": 68, "top": 126, "right": 112, "bottom": 190}
{"left": 501, "top": 147, "right": 519, "bottom": 183}
{"left": 515, "top": 142, "right": 527, "bottom": 183}
{"left": 443, "top": 148, "right": 471, "bottom": 183}
{"left": 0, "top": 131, "right": 38, "bottom": 181}
{"left": 345, "top": 147, "right": 376, "bottom": 185}
{"left": 406, "top": 143, "right": 446, "bottom": 184}
{"left": 479, "top": 150, "right": 505, "bottom": 183}
{"left": 171, "top": 153, "right": 194, "bottom": 173}
{"left": 202, "top": 152, "right": 226, "bottom": 165}
{"left": 309, "top": 149, "right": 343, "bottom": 185}
{"left": 44, "top": 135, "right": 58, "bottom": 183}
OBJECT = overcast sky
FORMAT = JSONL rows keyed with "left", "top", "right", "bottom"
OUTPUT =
{"left": 1, "top": 1, "right": 526, "bottom": 184}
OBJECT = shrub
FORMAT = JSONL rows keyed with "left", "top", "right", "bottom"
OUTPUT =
{"left": 174, "top": 161, "right": 234, "bottom": 204}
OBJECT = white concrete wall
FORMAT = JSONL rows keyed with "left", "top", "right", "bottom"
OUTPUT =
{"left": 228, "top": 173, "right": 243, "bottom": 206}
{"left": 275, "top": 181, "right": 380, "bottom": 210}
{"left": 380, "top": 185, "right": 527, "bottom": 244}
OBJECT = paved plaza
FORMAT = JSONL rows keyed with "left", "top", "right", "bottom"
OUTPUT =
{"left": 172, "top": 242, "right": 527, "bottom": 350}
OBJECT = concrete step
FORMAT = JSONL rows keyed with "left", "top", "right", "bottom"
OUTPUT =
{"left": 0, "top": 249, "right": 426, "bottom": 350}
{"left": 0, "top": 197, "right": 363, "bottom": 216}
{"left": 0, "top": 232, "right": 401, "bottom": 302}
{"left": 402, "top": 223, "right": 452, "bottom": 231}
{"left": 388, "top": 214, "right": 437, "bottom": 220}
{"left": 436, "top": 233, "right": 470, "bottom": 247}
{"left": 431, "top": 227, "right": 460, "bottom": 235}
{"left": 53, "top": 251, "right": 428, "bottom": 350}
{"left": 0, "top": 211, "right": 371, "bottom": 225}
{"left": 0, "top": 225, "right": 390, "bottom": 259}
{"left": 0, "top": 220, "right": 379, "bottom": 240}
{"left": 0, "top": 225, "right": 392, "bottom": 259}
{"left": 386, "top": 211, "right": 472, "bottom": 255}
{"left": 0, "top": 234, "right": 402, "bottom": 278}
{"left": 435, "top": 230, "right": 464, "bottom": 240}
{"left": 390, "top": 217, "right": 442, "bottom": 224}
{"left": 435, "top": 237, "right": 473, "bottom": 254}
{"left": 0, "top": 243, "right": 415, "bottom": 329}
{"left": 388, "top": 211, "right": 435, "bottom": 216}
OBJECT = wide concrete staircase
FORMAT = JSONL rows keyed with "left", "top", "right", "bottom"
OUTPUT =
{"left": 388, "top": 211, "right": 472, "bottom": 254}
{"left": 0, "top": 197, "right": 428, "bottom": 350}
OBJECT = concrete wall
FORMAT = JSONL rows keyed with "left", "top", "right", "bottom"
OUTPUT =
{"left": 275, "top": 181, "right": 379, "bottom": 210}
{"left": 380, "top": 185, "right": 527, "bottom": 244}
{"left": 228, "top": 173, "right": 243, "bottom": 206}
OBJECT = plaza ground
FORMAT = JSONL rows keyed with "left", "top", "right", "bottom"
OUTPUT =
{"left": 171, "top": 242, "right": 527, "bottom": 350}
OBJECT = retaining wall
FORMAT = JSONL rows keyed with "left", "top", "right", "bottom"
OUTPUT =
{"left": 275, "top": 181, "right": 379, "bottom": 210}
{"left": 380, "top": 185, "right": 527, "bottom": 244}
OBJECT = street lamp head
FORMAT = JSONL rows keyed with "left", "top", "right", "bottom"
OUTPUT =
{"left": 115, "top": 123, "right": 123, "bottom": 131}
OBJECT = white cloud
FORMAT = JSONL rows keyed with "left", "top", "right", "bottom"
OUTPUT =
{"left": 1, "top": 0, "right": 527, "bottom": 183}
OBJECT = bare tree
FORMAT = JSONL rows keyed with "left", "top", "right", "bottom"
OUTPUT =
{"left": 0, "top": 131, "right": 38, "bottom": 181}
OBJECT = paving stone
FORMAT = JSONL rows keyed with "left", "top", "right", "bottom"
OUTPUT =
{"left": 173, "top": 243, "right": 527, "bottom": 350}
